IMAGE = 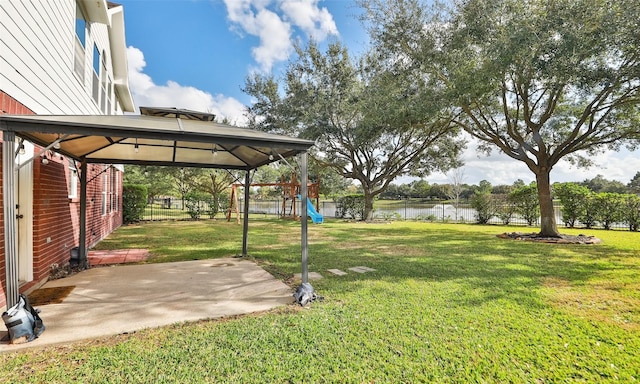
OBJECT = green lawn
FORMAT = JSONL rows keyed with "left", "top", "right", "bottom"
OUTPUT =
{"left": 2, "top": 219, "right": 639, "bottom": 383}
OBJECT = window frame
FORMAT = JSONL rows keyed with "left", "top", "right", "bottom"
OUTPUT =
{"left": 73, "top": 3, "right": 87, "bottom": 83}
{"left": 101, "top": 170, "right": 108, "bottom": 216}
{"left": 92, "top": 44, "right": 100, "bottom": 105}
{"left": 68, "top": 166, "right": 78, "bottom": 199}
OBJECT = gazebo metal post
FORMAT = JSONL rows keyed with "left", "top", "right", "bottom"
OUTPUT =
{"left": 2, "top": 131, "right": 19, "bottom": 307}
{"left": 79, "top": 160, "right": 88, "bottom": 269}
{"left": 241, "top": 170, "right": 250, "bottom": 256}
{"left": 300, "top": 151, "right": 309, "bottom": 284}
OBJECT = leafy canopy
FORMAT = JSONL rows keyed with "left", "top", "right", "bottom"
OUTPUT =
{"left": 244, "top": 40, "right": 464, "bottom": 219}
{"left": 360, "top": 0, "right": 640, "bottom": 235}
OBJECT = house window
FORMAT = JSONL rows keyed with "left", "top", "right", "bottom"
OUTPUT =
{"left": 74, "top": 3, "right": 86, "bottom": 82}
{"left": 110, "top": 168, "right": 118, "bottom": 212}
{"left": 101, "top": 171, "right": 108, "bottom": 216}
{"left": 92, "top": 44, "right": 100, "bottom": 105}
{"left": 106, "top": 79, "right": 113, "bottom": 114}
{"left": 100, "top": 50, "right": 112, "bottom": 114}
{"left": 68, "top": 167, "right": 78, "bottom": 199}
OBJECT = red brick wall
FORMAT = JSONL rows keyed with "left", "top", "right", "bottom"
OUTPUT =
{"left": 0, "top": 136, "right": 4, "bottom": 310}
{"left": 1, "top": 90, "right": 34, "bottom": 115}
{"left": 80, "top": 164, "right": 123, "bottom": 249}
{"left": 0, "top": 91, "right": 123, "bottom": 310}
{"left": 31, "top": 161, "right": 123, "bottom": 285}
{"left": 31, "top": 156, "right": 75, "bottom": 289}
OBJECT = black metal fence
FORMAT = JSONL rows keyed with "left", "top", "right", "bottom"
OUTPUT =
{"left": 141, "top": 198, "right": 636, "bottom": 230}
{"left": 142, "top": 198, "right": 220, "bottom": 221}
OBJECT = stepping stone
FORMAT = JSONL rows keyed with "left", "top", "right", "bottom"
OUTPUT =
{"left": 348, "top": 266, "right": 376, "bottom": 273}
{"left": 294, "top": 272, "right": 323, "bottom": 280}
{"left": 327, "top": 269, "right": 348, "bottom": 276}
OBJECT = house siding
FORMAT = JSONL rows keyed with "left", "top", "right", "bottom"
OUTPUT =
{"left": 0, "top": 1, "right": 132, "bottom": 310}
{"left": 0, "top": 0, "right": 106, "bottom": 114}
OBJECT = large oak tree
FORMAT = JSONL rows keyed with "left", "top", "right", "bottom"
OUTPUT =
{"left": 361, "top": 0, "right": 640, "bottom": 236}
{"left": 244, "top": 41, "right": 464, "bottom": 220}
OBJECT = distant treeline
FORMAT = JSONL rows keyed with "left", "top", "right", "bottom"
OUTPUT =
{"left": 379, "top": 173, "right": 640, "bottom": 200}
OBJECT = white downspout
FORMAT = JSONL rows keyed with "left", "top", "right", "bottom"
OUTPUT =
{"left": 2, "top": 131, "right": 19, "bottom": 307}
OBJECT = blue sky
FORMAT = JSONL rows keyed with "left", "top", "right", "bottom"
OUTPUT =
{"left": 118, "top": 0, "right": 639, "bottom": 186}
{"left": 120, "top": 0, "right": 366, "bottom": 120}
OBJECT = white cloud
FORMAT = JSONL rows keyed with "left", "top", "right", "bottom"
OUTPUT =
{"left": 126, "top": 46, "right": 247, "bottom": 126}
{"left": 551, "top": 149, "right": 640, "bottom": 184}
{"left": 222, "top": 0, "right": 338, "bottom": 72}
{"left": 126, "top": 46, "right": 154, "bottom": 93}
{"left": 425, "top": 139, "right": 640, "bottom": 186}
{"left": 250, "top": 9, "right": 293, "bottom": 71}
{"left": 280, "top": 0, "right": 339, "bottom": 40}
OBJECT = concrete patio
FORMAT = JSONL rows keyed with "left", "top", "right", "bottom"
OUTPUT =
{"left": 1, "top": 257, "right": 294, "bottom": 352}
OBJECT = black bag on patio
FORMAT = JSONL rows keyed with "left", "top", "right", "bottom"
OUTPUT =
{"left": 2, "top": 294, "right": 45, "bottom": 343}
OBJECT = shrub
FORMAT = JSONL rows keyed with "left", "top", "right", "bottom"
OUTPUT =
{"left": 493, "top": 194, "right": 515, "bottom": 225}
{"left": 510, "top": 184, "right": 539, "bottom": 226}
{"left": 470, "top": 189, "right": 493, "bottom": 224}
{"left": 375, "top": 211, "right": 401, "bottom": 221}
{"left": 185, "top": 192, "right": 210, "bottom": 220}
{"left": 623, "top": 194, "right": 640, "bottom": 231}
{"left": 593, "top": 192, "right": 626, "bottom": 230}
{"left": 415, "top": 213, "right": 437, "bottom": 222}
{"left": 579, "top": 193, "right": 598, "bottom": 229}
{"left": 554, "top": 182, "right": 590, "bottom": 228}
{"left": 206, "top": 192, "right": 230, "bottom": 219}
{"left": 123, "top": 184, "right": 148, "bottom": 224}
{"left": 335, "top": 195, "right": 366, "bottom": 220}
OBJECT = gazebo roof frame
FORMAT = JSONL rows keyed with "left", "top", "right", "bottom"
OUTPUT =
{"left": 1, "top": 110, "right": 313, "bottom": 308}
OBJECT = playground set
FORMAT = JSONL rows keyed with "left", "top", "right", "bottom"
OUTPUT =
{"left": 226, "top": 174, "right": 324, "bottom": 224}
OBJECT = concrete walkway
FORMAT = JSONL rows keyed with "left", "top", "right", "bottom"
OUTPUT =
{"left": 1, "top": 258, "right": 294, "bottom": 352}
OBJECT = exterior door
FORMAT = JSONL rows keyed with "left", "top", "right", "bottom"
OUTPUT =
{"left": 16, "top": 141, "right": 34, "bottom": 284}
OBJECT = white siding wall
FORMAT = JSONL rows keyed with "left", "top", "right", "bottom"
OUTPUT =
{"left": 0, "top": 0, "right": 122, "bottom": 115}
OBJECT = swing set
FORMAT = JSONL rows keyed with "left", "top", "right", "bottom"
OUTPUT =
{"left": 226, "top": 173, "right": 320, "bottom": 223}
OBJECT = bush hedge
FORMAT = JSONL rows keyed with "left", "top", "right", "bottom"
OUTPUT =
{"left": 555, "top": 182, "right": 640, "bottom": 231}
{"left": 123, "top": 184, "right": 148, "bottom": 224}
{"left": 335, "top": 195, "right": 366, "bottom": 220}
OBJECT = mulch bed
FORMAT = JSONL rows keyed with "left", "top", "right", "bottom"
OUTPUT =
{"left": 497, "top": 232, "right": 602, "bottom": 244}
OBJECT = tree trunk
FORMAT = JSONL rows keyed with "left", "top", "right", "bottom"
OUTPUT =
{"left": 364, "top": 192, "right": 375, "bottom": 221}
{"left": 536, "top": 170, "right": 561, "bottom": 237}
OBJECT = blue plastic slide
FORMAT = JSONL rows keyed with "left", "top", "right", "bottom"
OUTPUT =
{"left": 298, "top": 195, "right": 324, "bottom": 224}
{"left": 306, "top": 198, "right": 324, "bottom": 224}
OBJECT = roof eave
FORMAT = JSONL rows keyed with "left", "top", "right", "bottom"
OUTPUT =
{"left": 108, "top": 4, "right": 135, "bottom": 112}
{"left": 79, "top": 0, "right": 111, "bottom": 26}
